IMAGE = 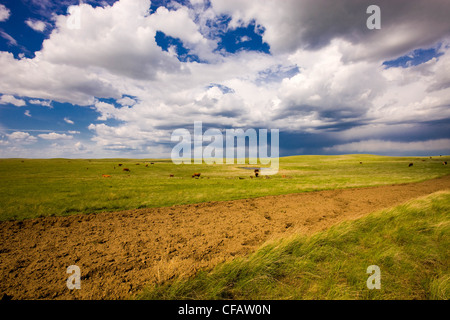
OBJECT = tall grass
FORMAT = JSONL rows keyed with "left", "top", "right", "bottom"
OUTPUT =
{"left": 138, "top": 190, "right": 450, "bottom": 300}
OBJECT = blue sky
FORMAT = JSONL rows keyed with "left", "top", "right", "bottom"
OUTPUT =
{"left": 0, "top": 0, "right": 450, "bottom": 158}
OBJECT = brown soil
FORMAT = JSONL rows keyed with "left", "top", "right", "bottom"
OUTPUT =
{"left": 1, "top": 175, "right": 450, "bottom": 300}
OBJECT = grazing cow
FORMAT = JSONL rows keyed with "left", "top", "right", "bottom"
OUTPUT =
{"left": 192, "top": 173, "right": 201, "bottom": 178}
{"left": 360, "top": 162, "right": 363, "bottom": 164}
{"left": 169, "top": 174, "right": 174, "bottom": 177}
{"left": 145, "top": 164, "right": 149, "bottom": 167}
{"left": 123, "top": 168, "right": 130, "bottom": 172}
{"left": 118, "top": 164, "right": 123, "bottom": 167}
{"left": 408, "top": 163, "right": 413, "bottom": 167}
{"left": 102, "top": 174, "right": 111, "bottom": 178}
{"left": 239, "top": 177, "right": 244, "bottom": 180}
{"left": 443, "top": 161, "right": 448, "bottom": 165}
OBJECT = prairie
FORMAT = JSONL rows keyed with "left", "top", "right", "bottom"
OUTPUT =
{"left": 0, "top": 154, "right": 449, "bottom": 221}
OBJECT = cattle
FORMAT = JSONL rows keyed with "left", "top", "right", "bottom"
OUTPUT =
{"left": 408, "top": 163, "right": 413, "bottom": 167}
{"left": 443, "top": 161, "right": 448, "bottom": 165}
{"left": 145, "top": 164, "right": 149, "bottom": 167}
{"left": 250, "top": 176, "right": 254, "bottom": 179}
{"left": 360, "top": 162, "right": 363, "bottom": 164}
{"left": 239, "top": 177, "right": 244, "bottom": 180}
{"left": 102, "top": 174, "right": 111, "bottom": 178}
{"left": 151, "top": 162, "right": 154, "bottom": 165}
{"left": 254, "top": 168, "right": 260, "bottom": 178}
{"left": 123, "top": 168, "right": 130, "bottom": 172}
{"left": 118, "top": 164, "right": 123, "bottom": 167}
{"left": 192, "top": 173, "right": 201, "bottom": 178}
{"left": 169, "top": 174, "right": 174, "bottom": 177}
{"left": 282, "top": 175, "right": 286, "bottom": 178}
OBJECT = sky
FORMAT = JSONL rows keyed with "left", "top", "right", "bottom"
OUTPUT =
{"left": 0, "top": 0, "right": 449, "bottom": 158}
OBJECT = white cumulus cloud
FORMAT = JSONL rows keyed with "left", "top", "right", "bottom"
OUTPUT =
{"left": 38, "top": 132, "right": 74, "bottom": 140}
{"left": 64, "top": 117, "right": 74, "bottom": 124}
{"left": 25, "top": 19, "right": 47, "bottom": 32}
{"left": 0, "top": 4, "right": 10, "bottom": 22}
{"left": 7, "top": 131, "right": 37, "bottom": 144}
{"left": 29, "top": 99, "right": 52, "bottom": 107}
{"left": 0, "top": 94, "right": 26, "bottom": 107}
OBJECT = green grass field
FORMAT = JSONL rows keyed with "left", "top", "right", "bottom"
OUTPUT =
{"left": 0, "top": 154, "right": 449, "bottom": 221}
{"left": 138, "top": 190, "right": 450, "bottom": 300}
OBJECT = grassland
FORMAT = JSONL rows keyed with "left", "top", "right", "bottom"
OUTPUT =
{"left": 138, "top": 190, "right": 450, "bottom": 300}
{"left": 0, "top": 154, "right": 449, "bottom": 221}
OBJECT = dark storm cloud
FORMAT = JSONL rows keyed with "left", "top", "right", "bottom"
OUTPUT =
{"left": 209, "top": 110, "right": 243, "bottom": 118}
{"left": 248, "top": 0, "right": 450, "bottom": 61}
{"left": 278, "top": 131, "right": 340, "bottom": 156}
{"left": 369, "top": 118, "right": 450, "bottom": 143}
{"left": 272, "top": 104, "right": 316, "bottom": 121}
{"left": 273, "top": 103, "right": 369, "bottom": 127}
{"left": 279, "top": 118, "right": 450, "bottom": 156}
{"left": 315, "top": 119, "right": 370, "bottom": 132}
